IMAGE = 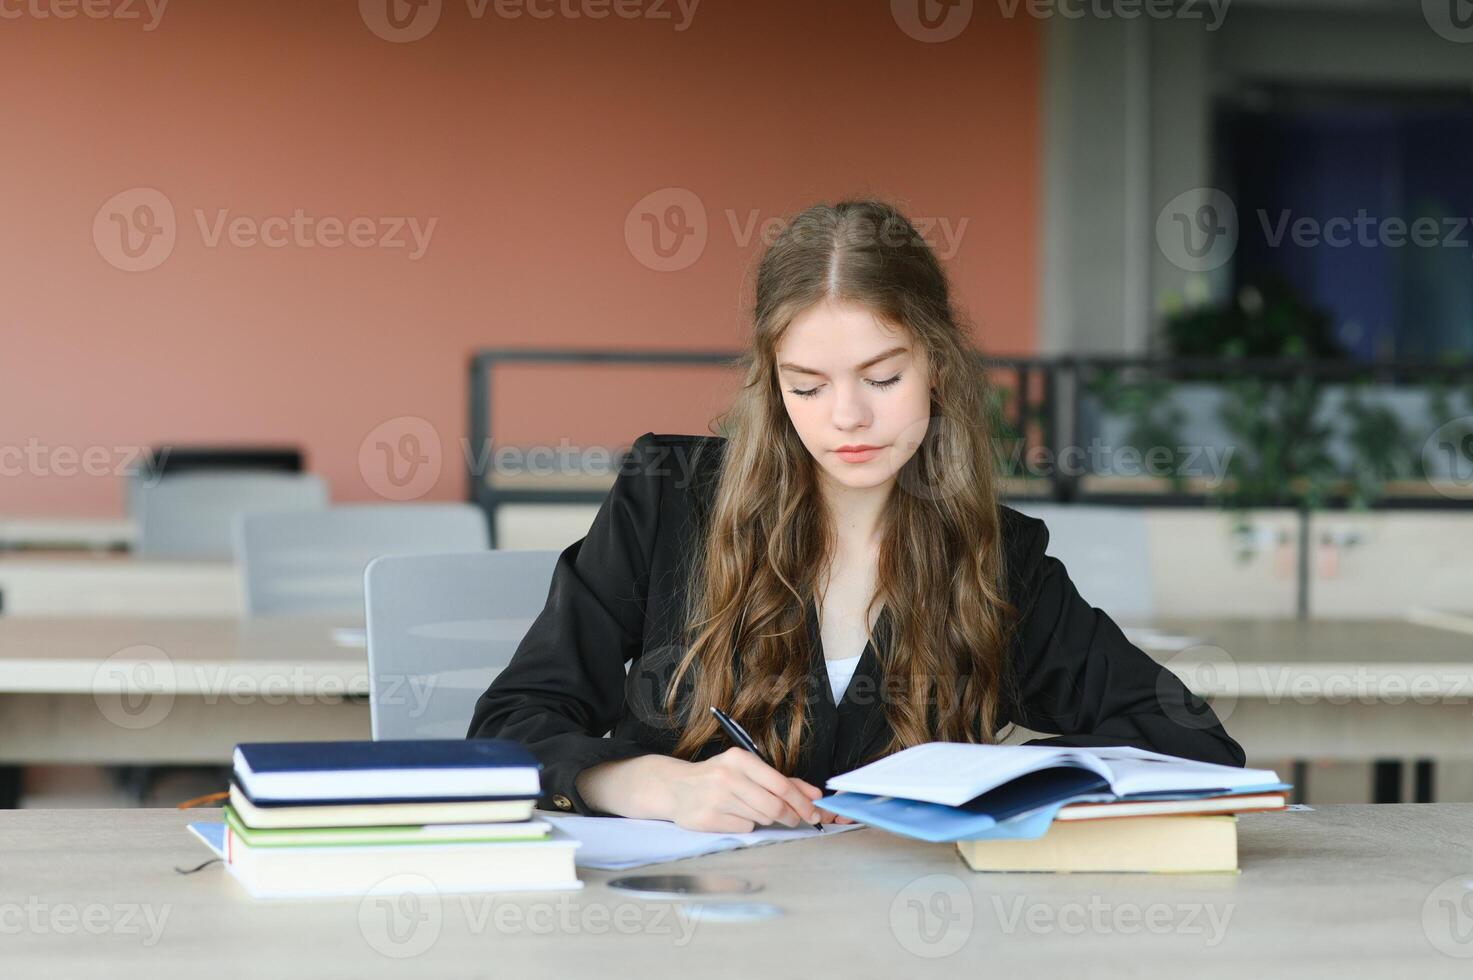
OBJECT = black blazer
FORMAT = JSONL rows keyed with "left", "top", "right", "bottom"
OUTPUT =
{"left": 467, "top": 432, "right": 1244, "bottom": 815}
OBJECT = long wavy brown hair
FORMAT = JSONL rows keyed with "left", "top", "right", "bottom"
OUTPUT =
{"left": 661, "top": 200, "right": 1020, "bottom": 773}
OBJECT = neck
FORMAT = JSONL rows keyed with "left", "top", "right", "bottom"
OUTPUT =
{"left": 818, "top": 471, "right": 891, "bottom": 549}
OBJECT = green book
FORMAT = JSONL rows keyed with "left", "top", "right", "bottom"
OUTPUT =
{"left": 220, "top": 806, "right": 552, "bottom": 848}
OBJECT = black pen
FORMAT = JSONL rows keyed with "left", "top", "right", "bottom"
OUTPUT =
{"left": 709, "top": 705, "right": 824, "bottom": 832}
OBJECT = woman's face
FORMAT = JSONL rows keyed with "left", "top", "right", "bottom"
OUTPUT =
{"left": 774, "top": 298, "right": 933, "bottom": 494}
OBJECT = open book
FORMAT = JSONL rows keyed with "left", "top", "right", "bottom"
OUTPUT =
{"left": 824, "top": 743, "right": 1282, "bottom": 808}
{"left": 816, "top": 743, "right": 1287, "bottom": 844}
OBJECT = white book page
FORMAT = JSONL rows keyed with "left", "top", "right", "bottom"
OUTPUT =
{"left": 1093, "top": 754, "right": 1282, "bottom": 796}
{"left": 825, "top": 743, "right": 1282, "bottom": 805}
{"left": 824, "top": 743, "right": 1114, "bottom": 807}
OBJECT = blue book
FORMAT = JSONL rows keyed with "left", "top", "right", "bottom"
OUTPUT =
{"left": 816, "top": 768, "right": 1112, "bottom": 843}
{"left": 816, "top": 781, "right": 1293, "bottom": 843}
{"left": 233, "top": 739, "right": 541, "bottom": 805}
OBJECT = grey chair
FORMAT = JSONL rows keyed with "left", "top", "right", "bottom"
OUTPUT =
{"left": 365, "top": 549, "right": 561, "bottom": 740}
{"left": 235, "top": 504, "right": 489, "bottom": 617}
{"left": 134, "top": 472, "right": 328, "bottom": 560}
{"left": 125, "top": 447, "right": 304, "bottom": 526}
{"left": 1008, "top": 504, "right": 1155, "bottom": 620}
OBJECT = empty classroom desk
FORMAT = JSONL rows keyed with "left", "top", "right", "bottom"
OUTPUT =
{"left": 0, "top": 555, "right": 241, "bottom": 617}
{"left": 0, "top": 616, "right": 369, "bottom": 770}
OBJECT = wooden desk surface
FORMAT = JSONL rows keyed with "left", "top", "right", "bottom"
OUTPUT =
{"left": 2, "top": 805, "right": 1471, "bottom": 978}
{"left": 1142, "top": 617, "right": 1473, "bottom": 664}
{"left": 0, "top": 617, "right": 371, "bottom": 762}
{"left": 11, "top": 614, "right": 1457, "bottom": 698}
{"left": 1132, "top": 617, "right": 1473, "bottom": 698}
{"left": 0, "top": 615, "right": 1467, "bottom": 765}
{"left": 0, "top": 556, "right": 239, "bottom": 616}
{"left": 0, "top": 516, "right": 135, "bottom": 551}
{"left": 0, "top": 616, "right": 366, "bottom": 695}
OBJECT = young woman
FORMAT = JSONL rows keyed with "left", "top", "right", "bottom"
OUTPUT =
{"left": 468, "top": 200, "right": 1243, "bottom": 833}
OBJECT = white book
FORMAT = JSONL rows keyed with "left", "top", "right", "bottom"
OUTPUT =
{"left": 190, "top": 822, "right": 583, "bottom": 900}
{"left": 229, "top": 784, "right": 536, "bottom": 829}
{"left": 1055, "top": 792, "right": 1287, "bottom": 821}
{"left": 825, "top": 743, "right": 1281, "bottom": 807}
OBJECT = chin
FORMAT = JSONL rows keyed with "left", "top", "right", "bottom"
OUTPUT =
{"left": 823, "top": 463, "right": 897, "bottom": 490}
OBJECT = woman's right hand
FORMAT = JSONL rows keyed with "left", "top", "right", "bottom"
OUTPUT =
{"left": 663, "top": 747, "right": 825, "bottom": 833}
{"left": 575, "top": 750, "right": 859, "bottom": 830}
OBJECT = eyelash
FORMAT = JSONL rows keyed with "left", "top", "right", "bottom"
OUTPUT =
{"left": 788, "top": 374, "right": 903, "bottom": 399}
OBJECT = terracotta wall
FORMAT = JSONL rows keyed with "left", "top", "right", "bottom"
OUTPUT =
{"left": 1, "top": 0, "right": 1040, "bottom": 514}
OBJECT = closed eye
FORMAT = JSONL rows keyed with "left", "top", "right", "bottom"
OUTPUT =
{"left": 788, "top": 374, "right": 903, "bottom": 399}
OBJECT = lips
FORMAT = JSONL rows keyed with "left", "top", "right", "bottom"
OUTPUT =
{"left": 834, "top": 445, "right": 885, "bottom": 463}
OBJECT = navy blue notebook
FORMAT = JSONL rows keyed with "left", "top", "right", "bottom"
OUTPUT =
{"left": 233, "top": 739, "right": 542, "bottom": 804}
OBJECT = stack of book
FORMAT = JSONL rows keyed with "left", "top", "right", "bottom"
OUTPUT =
{"left": 814, "top": 744, "right": 1290, "bottom": 873}
{"left": 186, "top": 739, "right": 581, "bottom": 898}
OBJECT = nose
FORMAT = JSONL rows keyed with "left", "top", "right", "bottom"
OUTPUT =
{"left": 829, "top": 379, "right": 873, "bottom": 432}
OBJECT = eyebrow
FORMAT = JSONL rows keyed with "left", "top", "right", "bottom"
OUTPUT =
{"left": 777, "top": 346, "right": 909, "bottom": 377}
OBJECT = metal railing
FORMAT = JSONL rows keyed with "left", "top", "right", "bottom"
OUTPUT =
{"left": 467, "top": 349, "right": 1473, "bottom": 544}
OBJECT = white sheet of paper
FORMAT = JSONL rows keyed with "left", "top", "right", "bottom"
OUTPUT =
{"left": 541, "top": 814, "right": 864, "bottom": 870}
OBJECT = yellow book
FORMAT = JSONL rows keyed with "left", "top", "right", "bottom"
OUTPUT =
{"left": 955, "top": 814, "right": 1238, "bottom": 874}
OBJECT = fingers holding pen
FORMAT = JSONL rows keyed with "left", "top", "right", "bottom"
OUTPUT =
{"left": 791, "top": 776, "right": 856, "bottom": 824}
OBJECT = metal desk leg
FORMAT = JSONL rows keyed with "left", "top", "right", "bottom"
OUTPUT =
{"left": 1373, "top": 760, "right": 1402, "bottom": 803}
{"left": 0, "top": 766, "right": 21, "bottom": 808}
{"left": 1414, "top": 759, "right": 1435, "bottom": 803}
